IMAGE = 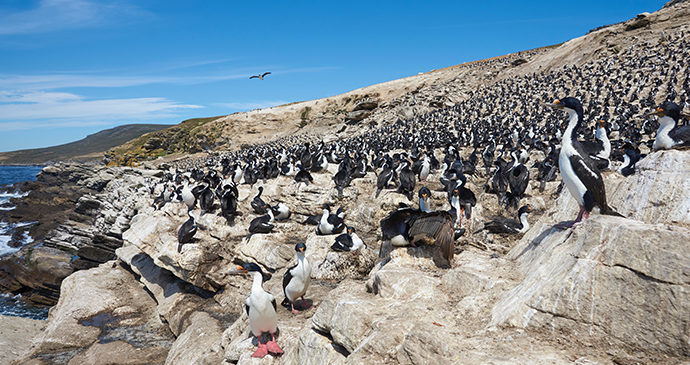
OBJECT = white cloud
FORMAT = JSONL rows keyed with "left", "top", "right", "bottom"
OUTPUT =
{"left": 0, "top": 0, "right": 148, "bottom": 35}
{"left": 216, "top": 100, "right": 290, "bottom": 111}
{"left": 0, "top": 90, "right": 201, "bottom": 131}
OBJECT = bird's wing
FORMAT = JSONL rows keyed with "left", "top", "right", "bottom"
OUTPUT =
{"left": 569, "top": 153, "right": 607, "bottom": 210}
{"left": 262, "top": 72, "right": 271, "bottom": 77}
{"left": 380, "top": 208, "right": 416, "bottom": 240}
{"left": 671, "top": 126, "right": 690, "bottom": 147}
{"left": 332, "top": 233, "right": 353, "bottom": 251}
{"left": 407, "top": 211, "right": 454, "bottom": 260}
{"left": 250, "top": 75, "right": 259, "bottom": 79}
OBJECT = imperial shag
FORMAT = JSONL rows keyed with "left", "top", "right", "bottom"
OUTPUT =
{"left": 316, "top": 204, "right": 345, "bottom": 235}
{"left": 332, "top": 226, "right": 366, "bottom": 252}
{"left": 281, "top": 242, "right": 312, "bottom": 314}
{"left": 544, "top": 97, "right": 623, "bottom": 227}
{"left": 177, "top": 207, "right": 197, "bottom": 252}
{"left": 648, "top": 101, "right": 690, "bottom": 150}
{"left": 230, "top": 263, "right": 283, "bottom": 358}
{"left": 476, "top": 205, "right": 532, "bottom": 234}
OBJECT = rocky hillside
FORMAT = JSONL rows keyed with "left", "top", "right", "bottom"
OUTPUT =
{"left": 4, "top": 2, "right": 690, "bottom": 365}
{"left": 0, "top": 124, "right": 172, "bottom": 166}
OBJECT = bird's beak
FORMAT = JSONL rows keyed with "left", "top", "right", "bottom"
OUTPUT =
{"left": 542, "top": 100, "right": 564, "bottom": 110}
{"left": 226, "top": 265, "right": 248, "bottom": 275}
{"left": 644, "top": 106, "right": 665, "bottom": 117}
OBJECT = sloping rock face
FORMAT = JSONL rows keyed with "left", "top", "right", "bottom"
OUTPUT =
{"left": 14, "top": 261, "right": 174, "bottom": 365}
{"left": 491, "top": 149, "right": 690, "bottom": 358}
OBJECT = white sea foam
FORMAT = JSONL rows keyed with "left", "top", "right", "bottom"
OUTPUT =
{"left": 0, "top": 221, "right": 36, "bottom": 257}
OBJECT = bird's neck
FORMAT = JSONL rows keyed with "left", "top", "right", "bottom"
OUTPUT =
{"left": 251, "top": 272, "right": 265, "bottom": 295}
{"left": 320, "top": 209, "right": 330, "bottom": 223}
{"left": 654, "top": 116, "right": 677, "bottom": 150}
{"left": 563, "top": 109, "right": 580, "bottom": 142}
{"left": 519, "top": 213, "right": 530, "bottom": 233}
{"left": 419, "top": 197, "right": 431, "bottom": 213}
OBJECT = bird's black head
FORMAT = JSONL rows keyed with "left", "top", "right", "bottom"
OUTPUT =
{"left": 518, "top": 205, "right": 532, "bottom": 216}
{"left": 336, "top": 206, "right": 346, "bottom": 215}
{"left": 648, "top": 101, "right": 681, "bottom": 121}
{"left": 237, "top": 262, "right": 263, "bottom": 274}
{"left": 295, "top": 242, "right": 307, "bottom": 253}
{"left": 419, "top": 187, "right": 431, "bottom": 199}
{"left": 452, "top": 186, "right": 460, "bottom": 197}
{"left": 321, "top": 203, "right": 331, "bottom": 211}
{"left": 347, "top": 226, "right": 355, "bottom": 234}
{"left": 543, "top": 97, "right": 582, "bottom": 113}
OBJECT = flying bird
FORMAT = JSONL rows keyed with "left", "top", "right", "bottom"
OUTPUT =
{"left": 250, "top": 72, "right": 271, "bottom": 80}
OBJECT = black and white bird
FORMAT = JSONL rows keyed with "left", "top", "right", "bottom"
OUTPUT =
{"left": 316, "top": 204, "right": 345, "bottom": 235}
{"left": 181, "top": 176, "right": 196, "bottom": 210}
{"left": 230, "top": 263, "right": 283, "bottom": 358}
{"left": 177, "top": 207, "right": 197, "bottom": 252}
{"left": 271, "top": 202, "right": 291, "bottom": 221}
{"left": 332, "top": 226, "right": 366, "bottom": 253}
{"left": 199, "top": 183, "right": 215, "bottom": 215}
{"left": 648, "top": 101, "right": 690, "bottom": 150}
{"left": 581, "top": 120, "right": 612, "bottom": 170}
{"left": 618, "top": 143, "right": 641, "bottom": 177}
{"left": 544, "top": 97, "right": 623, "bottom": 227}
{"left": 397, "top": 160, "right": 416, "bottom": 201}
{"left": 375, "top": 160, "right": 396, "bottom": 198}
{"left": 476, "top": 205, "right": 532, "bottom": 234}
{"left": 250, "top": 72, "right": 271, "bottom": 80}
{"left": 251, "top": 187, "right": 268, "bottom": 214}
{"left": 303, "top": 206, "right": 345, "bottom": 225}
{"left": 249, "top": 204, "right": 275, "bottom": 234}
{"left": 281, "top": 242, "right": 312, "bottom": 314}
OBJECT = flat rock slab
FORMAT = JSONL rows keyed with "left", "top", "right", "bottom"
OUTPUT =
{"left": 0, "top": 315, "right": 46, "bottom": 365}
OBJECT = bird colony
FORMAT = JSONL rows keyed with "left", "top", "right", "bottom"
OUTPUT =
{"left": 139, "top": 28, "right": 690, "bottom": 359}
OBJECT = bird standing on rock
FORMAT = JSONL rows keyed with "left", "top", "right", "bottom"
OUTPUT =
{"left": 229, "top": 263, "right": 283, "bottom": 358}
{"left": 543, "top": 97, "right": 623, "bottom": 228}
{"left": 177, "top": 207, "right": 197, "bottom": 252}
{"left": 647, "top": 101, "right": 690, "bottom": 150}
{"left": 282, "top": 242, "right": 312, "bottom": 314}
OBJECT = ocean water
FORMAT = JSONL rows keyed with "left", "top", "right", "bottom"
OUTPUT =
{"left": 0, "top": 165, "right": 43, "bottom": 257}
{"left": 0, "top": 165, "right": 49, "bottom": 320}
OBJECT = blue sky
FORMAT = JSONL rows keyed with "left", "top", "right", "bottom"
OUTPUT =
{"left": 0, "top": 0, "right": 668, "bottom": 153}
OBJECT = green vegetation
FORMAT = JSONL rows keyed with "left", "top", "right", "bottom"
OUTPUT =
{"left": 0, "top": 124, "right": 173, "bottom": 165}
{"left": 104, "top": 116, "right": 226, "bottom": 167}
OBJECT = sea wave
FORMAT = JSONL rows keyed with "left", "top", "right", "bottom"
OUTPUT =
{"left": 0, "top": 221, "right": 36, "bottom": 257}
{"left": 0, "top": 190, "right": 29, "bottom": 211}
{"left": 0, "top": 293, "right": 49, "bottom": 320}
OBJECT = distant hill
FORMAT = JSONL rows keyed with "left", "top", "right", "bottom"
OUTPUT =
{"left": 0, "top": 124, "right": 174, "bottom": 165}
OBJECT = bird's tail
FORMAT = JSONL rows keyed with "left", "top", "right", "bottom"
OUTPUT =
{"left": 601, "top": 205, "right": 624, "bottom": 218}
{"left": 378, "top": 239, "right": 393, "bottom": 260}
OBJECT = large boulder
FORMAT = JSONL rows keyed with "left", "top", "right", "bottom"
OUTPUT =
{"left": 491, "top": 215, "right": 690, "bottom": 357}
{"left": 14, "top": 261, "right": 173, "bottom": 364}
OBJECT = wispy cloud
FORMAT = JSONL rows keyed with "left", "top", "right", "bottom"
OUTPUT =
{"left": 216, "top": 101, "right": 290, "bottom": 111}
{"left": 0, "top": 0, "right": 149, "bottom": 35}
{"left": 0, "top": 90, "right": 201, "bottom": 131}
